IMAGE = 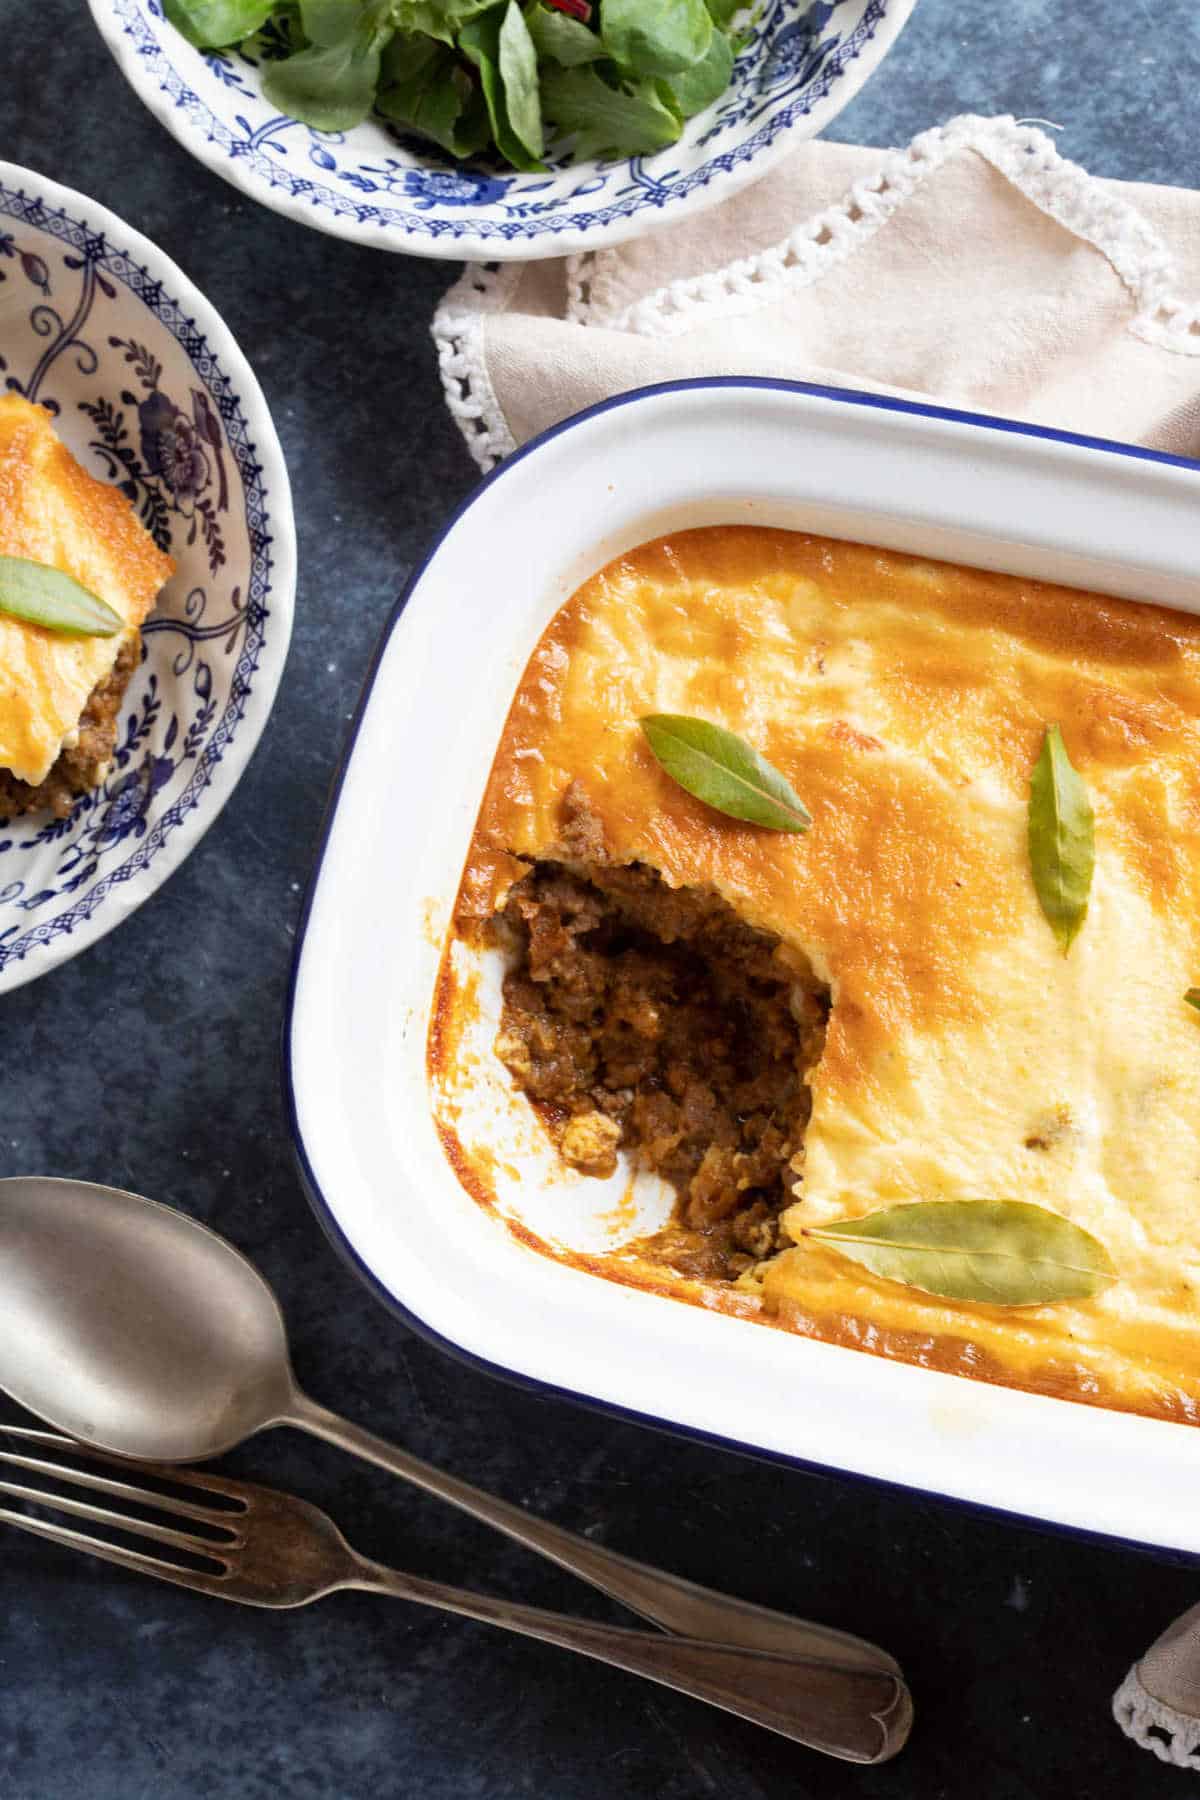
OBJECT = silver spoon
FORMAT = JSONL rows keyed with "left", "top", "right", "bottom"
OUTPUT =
{"left": 0, "top": 1177, "right": 910, "bottom": 1752}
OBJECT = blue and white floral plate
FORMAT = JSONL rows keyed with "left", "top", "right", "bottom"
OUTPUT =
{"left": 0, "top": 163, "right": 294, "bottom": 993}
{"left": 87, "top": 0, "right": 916, "bottom": 261}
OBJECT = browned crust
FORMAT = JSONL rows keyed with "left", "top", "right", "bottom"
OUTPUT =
{"left": 0, "top": 634, "right": 140, "bottom": 818}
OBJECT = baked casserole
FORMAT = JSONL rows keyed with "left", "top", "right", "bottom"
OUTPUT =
{"left": 0, "top": 394, "right": 174, "bottom": 817}
{"left": 433, "top": 524, "right": 1200, "bottom": 1427}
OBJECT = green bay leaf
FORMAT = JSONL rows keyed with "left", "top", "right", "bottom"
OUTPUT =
{"left": 0, "top": 556, "right": 123, "bottom": 638}
{"left": 1028, "top": 723, "right": 1094, "bottom": 954}
{"left": 639, "top": 713, "right": 810, "bottom": 832}
{"left": 1186, "top": 989, "right": 1200, "bottom": 1014}
{"left": 806, "top": 1199, "right": 1115, "bottom": 1307}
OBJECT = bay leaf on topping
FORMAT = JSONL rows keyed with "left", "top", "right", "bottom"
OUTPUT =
{"left": 1028, "top": 723, "right": 1094, "bottom": 954}
{"left": 0, "top": 555, "right": 123, "bottom": 637}
{"left": 805, "top": 1198, "right": 1115, "bottom": 1306}
{"left": 639, "top": 714, "right": 810, "bottom": 832}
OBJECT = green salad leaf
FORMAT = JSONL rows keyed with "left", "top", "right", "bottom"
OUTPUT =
{"left": 164, "top": 0, "right": 747, "bottom": 169}
{"left": 542, "top": 65, "right": 680, "bottom": 158}
{"left": 263, "top": 1, "right": 397, "bottom": 129}
{"left": 498, "top": 0, "right": 544, "bottom": 160}
{"left": 601, "top": 0, "right": 713, "bottom": 77}
{"left": 298, "top": 0, "right": 371, "bottom": 45}
{"left": 377, "top": 33, "right": 492, "bottom": 155}
{"left": 163, "top": 0, "right": 277, "bottom": 47}
{"left": 396, "top": 0, "right": 502, "bottom": 47}
{"left": 662, "top": 24, "right": 732, "bottom": 116}
{"left": 639, "top": 713, "right": 811, "bottom": 832}
{"left": 264, "top": 36, "right": 383, "bottom": 129}
{"left": 0, "top": 556, "right": 124, "bottom": 638}
{"left": 806, "top": 1199, "right": 1117, "bottom": 1307}
{"left": 526, "top": 3, "right": 605, "bottom": 67}
{"left": 460, "top": 5, "right": 545, "bottom": 172}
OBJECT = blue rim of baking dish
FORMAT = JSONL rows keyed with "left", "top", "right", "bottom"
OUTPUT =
{"left": 283, "top": 375, "right": 1200, "bottom": 1568}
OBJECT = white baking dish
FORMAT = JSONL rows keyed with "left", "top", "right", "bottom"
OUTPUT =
{"left": 285, "top": 379, "right": 1200, "bottom": 1559}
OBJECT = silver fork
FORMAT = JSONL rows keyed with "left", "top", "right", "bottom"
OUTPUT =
{"left": 0, "top": 1427, "right": 911, "bottom": 1764}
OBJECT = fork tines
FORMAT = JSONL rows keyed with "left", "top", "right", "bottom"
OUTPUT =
{"left": 0, "top": 1423, "right": 244, "bottom": 1592}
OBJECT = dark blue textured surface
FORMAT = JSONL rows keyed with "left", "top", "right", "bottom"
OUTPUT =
{"left": 3, "top": 4, "right": 1200, "bottom": 1795}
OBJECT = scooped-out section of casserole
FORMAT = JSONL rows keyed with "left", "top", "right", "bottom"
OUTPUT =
{"left": 431, "top": 524, "right": 1200, "bottom": 1427}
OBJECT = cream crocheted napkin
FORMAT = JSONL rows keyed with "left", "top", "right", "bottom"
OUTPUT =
{"left": 432, "top": 113, "right": 1200, "bottom": 470}
{"left": 1115, "top": 1605, "right": 1200, "bottom": 1770}
{"left": 433, "top": 113, "right": 1200, "bottom": 1768}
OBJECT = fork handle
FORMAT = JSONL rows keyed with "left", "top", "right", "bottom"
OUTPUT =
{"left": 352, "top": 1560, "right": 911, "bottom": 1764}
{"left": 285, "top": 1390, "right": 896, "bottom": 1671}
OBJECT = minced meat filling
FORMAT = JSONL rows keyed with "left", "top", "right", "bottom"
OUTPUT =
{"left": 495, "top": 859, "right": 829, "bottom": 1281}
{"left": 0, "top": 636, "right": 140, "bottom": 820}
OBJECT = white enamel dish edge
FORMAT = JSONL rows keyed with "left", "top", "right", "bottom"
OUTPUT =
{"left": 287, "top": 379, "right": 1200, "bottom": 1558}
{"left": 86, "top": 0, "right": 915, "bottom": 261}
{"left": 0, "top": 162, "right": 295, "bottom": 992}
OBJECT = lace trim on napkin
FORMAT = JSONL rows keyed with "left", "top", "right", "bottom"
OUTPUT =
{"left": 432, "top": 262, "right": 520, "bottom": 469}
{"left": 587, "top": 115, "right": 1200, "bottom": 345}
{"left": 431, "top": 113, "right": 1200, "bottom": 471}
{"left": 1114, "top": 1663, "right": 1200, "bottom": 1769}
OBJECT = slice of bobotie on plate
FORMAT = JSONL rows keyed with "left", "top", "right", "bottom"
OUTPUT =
{"left": 0, "top": 393, "right": 174, "bottom": 818}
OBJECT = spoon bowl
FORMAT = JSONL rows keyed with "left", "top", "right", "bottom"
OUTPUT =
{"left": 0, "top": 1177, "right": 294, "bottom": 1460}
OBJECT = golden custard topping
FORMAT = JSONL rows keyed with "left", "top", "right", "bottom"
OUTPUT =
{"left": 0, "top": 394, "right": 173, "bottom": 789}
{"left": 441, "top": 524, "right": 1200, "bottom": 1425}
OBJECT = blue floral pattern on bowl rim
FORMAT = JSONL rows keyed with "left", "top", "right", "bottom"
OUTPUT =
{"left": 87, "top": 0, "right": 916, "bottom": 261}
{"left": 0, "top": 163, "right": 295, "bottom": 992}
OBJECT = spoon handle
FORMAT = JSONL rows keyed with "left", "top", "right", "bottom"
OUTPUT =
{"left": 286, "top": 1390, "right": 898, "bottom": 1671}
{"left": 352, "top": 1559, "right": 911, "bottom": 1764}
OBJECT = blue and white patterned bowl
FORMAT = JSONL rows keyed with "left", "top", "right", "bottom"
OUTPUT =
{"left": 88, "top": 0, "right": 916, "bottom": 261}
{"left": 0, "top": 163, "right": 295, "bottom": 993}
